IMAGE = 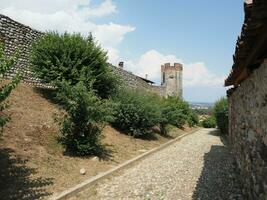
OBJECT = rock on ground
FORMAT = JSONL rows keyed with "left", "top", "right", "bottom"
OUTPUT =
{"left": 72, "top": 129, "right": 242, "bottom": 200}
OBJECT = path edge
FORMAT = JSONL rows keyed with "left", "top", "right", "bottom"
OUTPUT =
{"left": 50, "top": 128, "right": 201, "bottom": 200}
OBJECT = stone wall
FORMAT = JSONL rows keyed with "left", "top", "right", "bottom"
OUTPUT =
{"left": 228, "top": 59, "right": 267, "bottom": 199}
{"left": 110, "top": 65, "right": 165, "bottom": 96}
{"left": 161, "top": 63, "right": 183, "bottom": 97}
{"left": 0, "top": 14, "right": 165, "bottom": 95}
{"left": 0, "top": 14, "right": 45, "bottom": 85}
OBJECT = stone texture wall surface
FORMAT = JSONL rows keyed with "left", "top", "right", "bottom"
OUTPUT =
{"left": 0, "top": 14, "right": 45, "bottom": 86}
{"left": 161, "top": 63, "right": 183, "bottom": 97}
{"left": 228, "top": 60, "right": 267, "bottom": 199}
{"left": 110, "top": 66, "right": 165, "bottom": 96}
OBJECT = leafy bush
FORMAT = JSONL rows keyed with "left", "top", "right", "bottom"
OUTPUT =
{"left": 187, "top": 110, "right": 199, "bottom": 127}
{"left": 112, "top": 88, "right": 199, "bottom": 137}
{"left": 202, "top": 116, "right": 216, "bottom": 128}
{"left": 0, "top": 44, "right": 21, "bottom": 132}
{"left": 214, "top": 97, "right": 228, "bottom": 134}
{"left": 30, "top": 32, "right": 118, "bottom": 98}
{"left": 194, "top": 108, "right": 213, "bottom": 116}
{"left": 112, "top": 89, "right": 162, "bottom": 137}
{"left": 56, "top": 81, "right": 114, "bottom": 156}
{"left": 161, "top": 97, "right": 191, "bottom": 128}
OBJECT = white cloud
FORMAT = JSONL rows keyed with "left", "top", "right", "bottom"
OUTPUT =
{"left": 0, "top": 0, "right": 114, "bottom": 17}
{"left": 125, "top": 50, "right": 182, "bottom": 81}
{"left": 94, "top": 23, "right": 135, "bottom": 47}
{"left": 83, "top": 0, "right": 117, "bottom": 17}
{"left": 124, "top": 49, "right": 225, "bottom": 87}
{"left": 0, "top": 0, "right": 135, "bottom": 62}
{"left": 184, "top": 62, "right": 225, "bottom": 87}
{"left": 105, "top": 47, "right": 120, "bottom": 64}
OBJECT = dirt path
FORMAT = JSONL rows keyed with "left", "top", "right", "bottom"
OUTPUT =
{"left": 71, "top": 129, "right": 242, "bottom": 200}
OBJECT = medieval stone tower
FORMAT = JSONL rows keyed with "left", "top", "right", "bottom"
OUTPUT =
{"left": 161, "top": 63, "right": 183, "bottom": 98}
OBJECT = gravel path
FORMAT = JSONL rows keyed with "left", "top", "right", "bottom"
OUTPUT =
{"left": 72, "top": 129, "right": 242, "bottom": 200}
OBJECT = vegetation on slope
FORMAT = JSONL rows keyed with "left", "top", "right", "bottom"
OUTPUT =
{"left": 112, "top": 89, "right": 199, "bottom": 137}
{"left": 30, "top": 32, "right": 118, "bottom": 155}
{"left": 202, "top": 116, "right": 216, "bottom": 128}
{"left": 0, "top": 83, "right": 188, "bottom": 197}
{"left": 56, "top": 81, "right": 114, "bottom": 156}
{"left": 0, "top": 44, "right": 21, "bottom": 133}
{"left": 30, "top": 32, "right": 199, "bottom": 156}
{"left": 30, "top": 32, "right": 118, "bottom": 99}
{"left": 112, "top": 89, "right": 163, "bottom": 137}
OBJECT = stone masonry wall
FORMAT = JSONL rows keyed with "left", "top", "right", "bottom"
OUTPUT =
{"left": 0, "top": 14, "right": 45, "bottom": 85}
{"left": 0, "top": 14, "right": 164, "bottom": 95}
{"left": 228, "top": 60, "right": 267, "bottom": 199}
{"left": 161, "top": 63, "right": 183, "bottom": 98}
{"left": 110, "top": 65, "right": 165, "bottom": 96}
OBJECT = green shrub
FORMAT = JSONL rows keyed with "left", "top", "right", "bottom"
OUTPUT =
{"left": 56, "top": 81, "right": 114, "bottom": 156}
{"left": 112, "top": 89, "right": 162, "bottom": 137}
{"left": 30, "top": 32, "right": 118, "bottom": 98}
{"left": 187, "top": 110, "right": 199, "bottom": 127}
{"left": 112, "top": 89, "right": 198, "bottom": 137}
{"left": 161, "top": 97, "right": 190, "bottom": 128}
{"left": 0, "top": 44, "right": 21, "bottom": 132}
{"left": 194, "top": 108, "right": 213, "bottom": 116}
{"left": 202, "top": 116, "right": 216, "bottom": 128}
{"left": 214, "top": 97, "right": 228, "bottom": 134}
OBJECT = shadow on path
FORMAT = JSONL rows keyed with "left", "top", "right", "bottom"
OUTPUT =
{"left": 192, "top": 129, "right": 242, "bottom": 200}
{"left": 0, "top": 148, "right": 54, "bottom": 200}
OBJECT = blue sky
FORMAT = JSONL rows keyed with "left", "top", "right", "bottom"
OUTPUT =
{"left": 0, "top": 0, "right": 245, "bottom": 102}
{"left": 101, "top": 0, "right": 244, "bottom": 102}
{"left": 115, "top": 0, "right": 243, "bottom": 74}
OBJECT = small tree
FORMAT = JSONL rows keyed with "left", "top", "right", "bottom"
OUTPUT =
{"left": 161, "top": 97, "right": 190, "bottom": 128}
{"left": 214, "top": 97, "right": 228, "bottom": 134}
{"left": 0, "top": 44, "right": 21, "bottom": 132}
{"left": 112, "top": 89, "right": 162, "bottom": 137}
{"left": 202, "top": 116, "right": 216, "bottom": 128}
{"left": 187, "top": 110, "right": 199, "bottom": 127}
{"left": 30, "top": 32, "right": 118, "bottom": 99}
{"left": 56, "top": 81, "right": 114, "bottom": 156}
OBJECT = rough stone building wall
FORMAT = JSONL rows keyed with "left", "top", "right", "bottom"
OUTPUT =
{"left": 110, "top": 65, "right": 165, "bottom": 96}
{"left": 228, "top": 60, "right": 267, "bottom": 199}
{"left": 161, "top": 63, "right": 183, "bottom": 97}
{"left": 0, "top": 14, "right": 45, "bottom": 85}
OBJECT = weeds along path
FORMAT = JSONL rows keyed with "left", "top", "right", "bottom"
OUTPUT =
{"left": 71, "top": 129, "right": 241, "bottom": 200}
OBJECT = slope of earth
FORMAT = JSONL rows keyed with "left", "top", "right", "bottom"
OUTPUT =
{"left": 0, "top": 82, "right": 193, "bottom": 199}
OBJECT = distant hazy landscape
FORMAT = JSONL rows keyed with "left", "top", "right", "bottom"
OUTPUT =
{"left": 189, "top": 102, "right": 214, "bottom": 110}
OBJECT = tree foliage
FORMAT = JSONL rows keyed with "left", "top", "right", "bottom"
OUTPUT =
{"left": 30, "top": 32, "right": 120, "bottom": 155}
{"left": 112, "top": 89, "right": 198, "bottom": 137}
{"left": 214, "top": 97, "right": 228, "bottom": 134}
{"left": 112, "top": 89, "right": 162, "bottom": 137}
{"left": 202, "top": 116, "right": 216, "bottom": 128}
{"left": 161, "top": 96, "right": 197, "bottom": 128}
{"left": 187, "top": 111, "right": 199, "bottom": 127}
{"left": 0, "top": 44, "right": 21, "bottom": 132}
{"left": 30, "top": 32, "right": 118, "bottom": 98}
{"left": 56, "top": 81, "right": 114, "bottom": 156}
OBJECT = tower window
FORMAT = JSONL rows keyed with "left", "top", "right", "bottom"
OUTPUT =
{"left": 163, "top": 72, "right": 165, "bottom": 83}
